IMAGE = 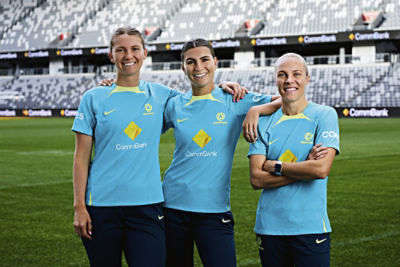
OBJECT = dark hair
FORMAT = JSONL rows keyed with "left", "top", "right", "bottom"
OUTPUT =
{"left": 180, "top": 38, "right": 215, "bottom": 62}
{"left": 110, "top": 26, "right": 145, "bottom": 50}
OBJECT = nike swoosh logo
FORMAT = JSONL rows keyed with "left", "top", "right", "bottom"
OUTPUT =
{"left": 316, "top": 238, "right": 327, "bottom": 244}
{"left": 104, "top": 109, "right": 116, "bottom": 116}
{"left": 158, "top": 215, "right": 164, "bottom": 220}
{"left": 222, "top": 218, "right": 231, "bottom": 223}
{"left": 268, "top": 138, "right": 280, "bottom": 145}
{"left": 177, "top": 118, "right": 189, "bottom": 123}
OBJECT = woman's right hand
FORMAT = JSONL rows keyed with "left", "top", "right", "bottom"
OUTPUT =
{"left": 98, "top": 78, "right": 115, "bottom": 86}
{"left": 73, "top": 206, "right": 92, "bottom": 240}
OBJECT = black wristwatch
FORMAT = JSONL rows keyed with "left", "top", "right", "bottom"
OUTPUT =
{"left": 274, "top": 161, "right": 283, "bottom": 176}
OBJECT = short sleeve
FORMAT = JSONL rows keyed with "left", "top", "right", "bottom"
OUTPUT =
{"left": 168, "top": 88, "right": 182, "bottom": 100}
{"left": 315, "top": 107, "right": 340, "bottom": 155}
{"left": 248, "top": 117, "right": 269, "bottom": 157}
{"left": 234, "top": 92, "right": 272, "bottom": 116}
{"left": 162, "top": 97, "right": 175, "bottom": 133}
{"left": 72, "top": 91, "right": 96, "bottom": 136}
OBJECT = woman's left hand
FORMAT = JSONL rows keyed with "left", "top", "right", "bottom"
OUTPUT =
{"left": 242, "top": 106, "right": 260, "bottom": 143}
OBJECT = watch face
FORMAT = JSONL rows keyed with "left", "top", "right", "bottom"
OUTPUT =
{"left": 275, "top": 163, "right": 282, "bottom": 173}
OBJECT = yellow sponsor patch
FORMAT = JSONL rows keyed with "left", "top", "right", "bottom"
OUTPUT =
{"left": 124, "top": 121, "right": 142, "bottom": 141}
{"left": 279, "top": 149, "right": 298, "bottom": 163}
{"left": 192, "top": 129, "right": 212, "bottom": 148}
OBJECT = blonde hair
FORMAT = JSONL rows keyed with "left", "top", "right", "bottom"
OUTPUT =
{"left": 275, "top": 53, "right": 309, "bottom": 76}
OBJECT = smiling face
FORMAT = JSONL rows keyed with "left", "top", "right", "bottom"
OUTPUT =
{"left": 275, "top": 55, "right": 310, "bottom": 104}
{"left": 108, "top": 34, "right": 147, "bottom": 82}
{"left": 182, "top": 46, "right": 217, "bottom": 94}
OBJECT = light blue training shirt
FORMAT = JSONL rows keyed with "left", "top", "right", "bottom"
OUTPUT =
{"left": 248, "top": 102, "right": 340, "bottom": 235}
{"left": 163, "top": 87, "right": 272, "bottom": 213}
{"left": 72, "top": 80, "right": 180, "bottom": 206}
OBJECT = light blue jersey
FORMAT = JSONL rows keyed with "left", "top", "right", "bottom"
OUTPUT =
{"left": 248, "top": 102, "right": 340, "bottom": 235}
{"left": 163, "top": 87, "right": 272, "bottom": 213}
{"left": 72, "top": 80, "right": 180, "bottom": 206}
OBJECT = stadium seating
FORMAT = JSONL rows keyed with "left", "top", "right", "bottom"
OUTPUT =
{"left": 0, "top": 74, "right": 97, "bottom": 109}
{"left": 379, "top": 1, "right": 400, "bottom": 30}
{"left": 255, "top": 0, "right": 383, "bottom": 37}
{"left": 0, "top": 0, "right": 104, "bottom": 52}
{"left": 1, "top": 0, "right": 400, "bottom": 111}
{"left": 69, "top": 0, "right": 179, "bottom": 48}
{"left": 0, "top": 1, "right": 27, "bottom": 40}
{"left": 2, "top": 0, "right": 400, "bottom": 48}
{"left": 156, "top": 0, "right": 275, "bottom": 42}
{"left": 1, "top": 63, "right": 399, "bottom": 109}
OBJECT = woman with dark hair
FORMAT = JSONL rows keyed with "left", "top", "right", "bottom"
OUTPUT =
{"left": 162, "top": 38, "right": 281, "bottom": 267}
{"left": 73, "top": 28, "right": 248, "bottom": 267}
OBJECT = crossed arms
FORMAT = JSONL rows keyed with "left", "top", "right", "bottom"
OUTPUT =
{"left": 249, "top": 146, "right": 336, "bottom": 190}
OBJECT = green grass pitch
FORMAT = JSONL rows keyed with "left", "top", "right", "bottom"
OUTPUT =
{"left": 0, "top": 117, "right": 399, "bottom": 266}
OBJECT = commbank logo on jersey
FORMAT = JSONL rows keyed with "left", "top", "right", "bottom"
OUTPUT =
{"left": 124, "top": 121, "right": 142, "bottom": 140}
{"left": 301, "top": 132, "right": 314, "bottom": 144}
{"left": 143, "top": 103, "right": 154, "bottom": 115}
{"left": 192, "top": 129, "right": 211, "bottom": 148}
{"left": 278, "top": 149, "right": 298, "bottom": 163}
{"left": 322, "top": 130, "right": 339, "bottom": 140}
{"left": 75, "top": 112, "right": 84, "bottom": 120}
{"left": 213, "top": 112, "right": 227, "bottom": 124}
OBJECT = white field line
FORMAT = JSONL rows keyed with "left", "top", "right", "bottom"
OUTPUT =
{"left": 0, "top": 180, "right": 71, "bottom": 190}
{"left": 16, "top": 150, "right": 73, "bottom": 156}
{"left": 332, "top": 231, "right": 400, "bottom": 247}
{"left": 238, "top": 258, "right": 260, "bottom": 266}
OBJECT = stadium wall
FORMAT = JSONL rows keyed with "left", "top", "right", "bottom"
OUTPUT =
{"left": 1, "top": 30, "right": 400, "bottom": 75}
